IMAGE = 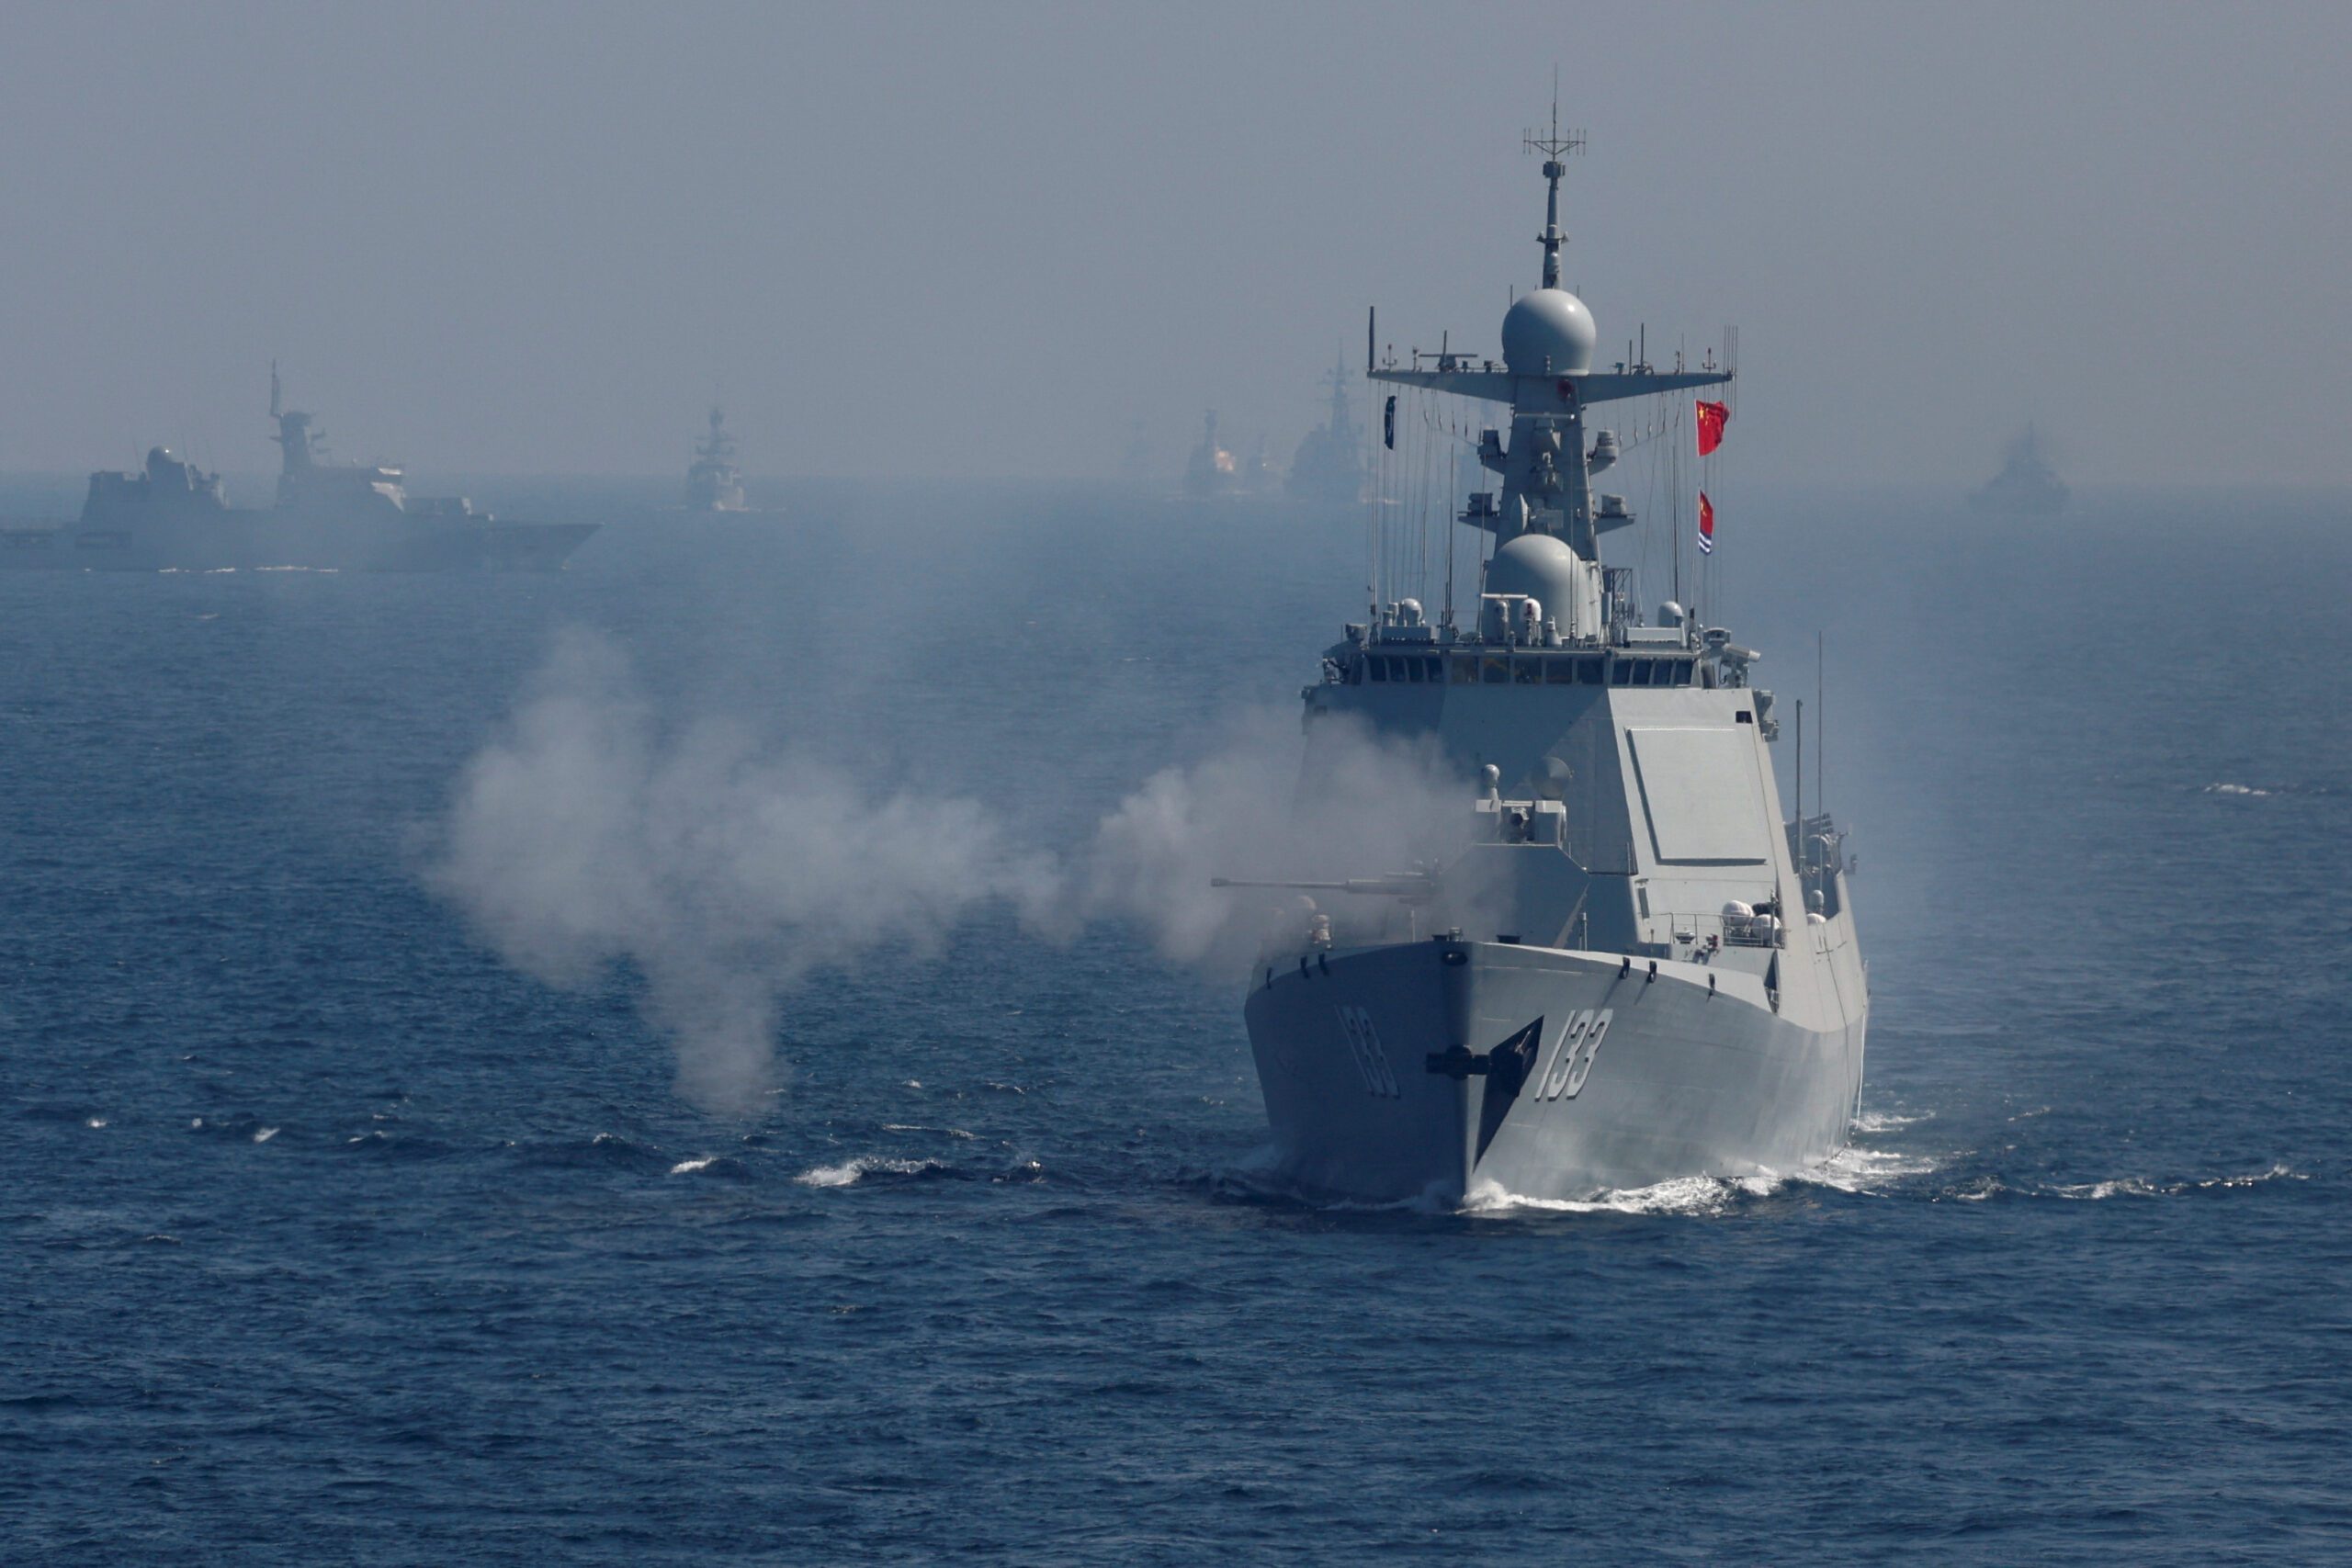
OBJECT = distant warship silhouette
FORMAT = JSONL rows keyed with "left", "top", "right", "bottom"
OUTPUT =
{"left": 0, "top": 369, "right": 594, "bottom": 570}
{"left": 685, "top": 408, "right": 748, "bottom": 512}
{"left": 1183, "top": 411, "right": 1239, "bottom": 498}
{"left": 1287, "top": 361, "right": 1368, "bottom": 508}
{"left": 1970, "top": 425, "right": 2069, "bottom": 515}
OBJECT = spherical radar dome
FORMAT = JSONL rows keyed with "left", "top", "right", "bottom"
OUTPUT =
{"left": 1484, "top": 531, "right": 1585, "bottom": 607}
{"left": 1500, "top": 288, "right": 1598, "bottom": 376}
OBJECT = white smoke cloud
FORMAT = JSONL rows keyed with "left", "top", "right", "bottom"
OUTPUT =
{"left": 428, "top": 632, "right": 1048, "bottom": 1113}
{"left": 1075, "top": 706, "right": 1494, "bottom": 974}
{"left": 429, "top": 632, "right": 1487, "bottom": 1115}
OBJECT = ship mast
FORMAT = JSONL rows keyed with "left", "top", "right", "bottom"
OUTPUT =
{"left": 1362, "top": 109, "right": 1734, "bottom": 636}
{"left": 1525, "top": 89, "right": 1584, "bottom": 292}
{"left": 266, "top": 364, "right": 320, "bottom": 484}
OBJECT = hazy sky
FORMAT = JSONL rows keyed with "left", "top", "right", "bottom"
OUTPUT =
{"left": 2, "top": 1, "right": 2345, "bottom": 487}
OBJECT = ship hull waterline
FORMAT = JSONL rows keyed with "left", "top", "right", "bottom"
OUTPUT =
{"left": 1245, "top": 936, "right": 1867, "bottom": 1206}
{"left": 0, "top": 517, "right": 596, "bottom": 572}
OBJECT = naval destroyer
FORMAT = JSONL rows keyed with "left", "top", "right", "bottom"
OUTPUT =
{"left": 1235, "top": 124, "right": 1867, "bottom": 1205}
{"left": 0, "top": 372, "right": 594, "bottom": 571}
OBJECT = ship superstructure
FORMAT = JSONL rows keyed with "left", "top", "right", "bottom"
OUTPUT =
{"left": 1238, "top": 121, "right": 1868, "bottom": 1204}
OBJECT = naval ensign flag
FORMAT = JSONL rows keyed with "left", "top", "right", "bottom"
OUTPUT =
{"left": 1696, "top": 400, "right": 1729, "bottom": 456}
{"left": 1697, "top": 491, "right": 1715, "bottom": 555}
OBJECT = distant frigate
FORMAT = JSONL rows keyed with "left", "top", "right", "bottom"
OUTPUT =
{"left": 0, "top": 370, "right": 594, "bottom": 571}
{"left": 1970, "top": 424, "right": 2068, "bottom": 515}
{"left": 1235, "top": 120, "right": 1868, "bottom": 1205}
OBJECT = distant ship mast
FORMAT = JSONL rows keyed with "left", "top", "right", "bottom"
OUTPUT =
{"left": 1288, "top": 359, "right": 1368, "bottom": 506}
{"left": 1525, "top": 93, "right": 1584, "bottom": 293}
{"left": 268, "top": 360, "right": 326, "bottom": 479}
{"left": 695, "top": 406, "right": 736, "bottom": 467}
{"left": 686, "top": 407, "right": 748, "bottom": 512}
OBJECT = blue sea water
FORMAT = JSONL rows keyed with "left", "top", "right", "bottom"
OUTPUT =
{"left": 3, "top": 479, "right": 2347, "bottom": 1562}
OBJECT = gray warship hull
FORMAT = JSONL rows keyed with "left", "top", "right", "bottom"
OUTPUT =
{"left": 1248, "top": 929, "right": 1864, "bottom": 1205}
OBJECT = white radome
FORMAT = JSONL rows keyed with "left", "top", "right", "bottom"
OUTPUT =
{"left": 1483, "top": 530, "right": 1585, "bottom": 606}
{"left": 1500, "top": 288, "right": 1598, "bottom": 376}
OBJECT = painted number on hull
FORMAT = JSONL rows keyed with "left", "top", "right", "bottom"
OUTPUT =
{"left": 1334, "top": 1006, "right": 1400, "bottom": 1098}
{"left": 1536, "top": 1009, "right": 1613, "bottom": 1101}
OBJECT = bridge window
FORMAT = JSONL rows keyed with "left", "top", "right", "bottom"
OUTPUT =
{"left": 1545, "top": 656, "right": 1577, "bottom": 685}
{"left": 1452, "top": 657, "right": 1476, "bottom": 685}
{"left": 1514, "top": 658, "right": 1540, "bottom": 684}
{"left": 1611, "top": 660, "right": 1634, "bottom": 686}
{"left": 1483, "top": 656, "right": 1510, "bottom": 684}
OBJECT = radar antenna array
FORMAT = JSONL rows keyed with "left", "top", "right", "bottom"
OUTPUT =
{"left": 1522, "top": 83, "right": 1585, "bottom": 290}
{"left": 1521, "top": 121, "right": 1586, "bottom": 163}
{"left": 1523, "top": 70, "right": 1586, "bottom": 164}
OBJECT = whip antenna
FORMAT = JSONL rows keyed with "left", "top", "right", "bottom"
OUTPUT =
{"left": 1522, "top": 75, "right": 1585, "bottom": 290}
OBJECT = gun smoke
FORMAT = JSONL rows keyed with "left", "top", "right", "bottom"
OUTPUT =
{"left": 428, "top": 631, "right": 1484, "bottom": 1115}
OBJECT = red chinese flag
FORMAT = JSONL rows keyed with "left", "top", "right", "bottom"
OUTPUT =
{"left": 1696, "top": 400, "right": 1729, "bottom": 457}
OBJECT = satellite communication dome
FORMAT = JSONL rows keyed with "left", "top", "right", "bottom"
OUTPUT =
{"left": 1484, "top": 530, "right": 1585, "bottom": 607}
{"left": 1500, "top": 288, "right": 1598, "bottom": 375}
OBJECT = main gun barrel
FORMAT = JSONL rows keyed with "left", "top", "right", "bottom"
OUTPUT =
{"left": 1210, "top": 874, "right": 1433, "bottom": 899}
